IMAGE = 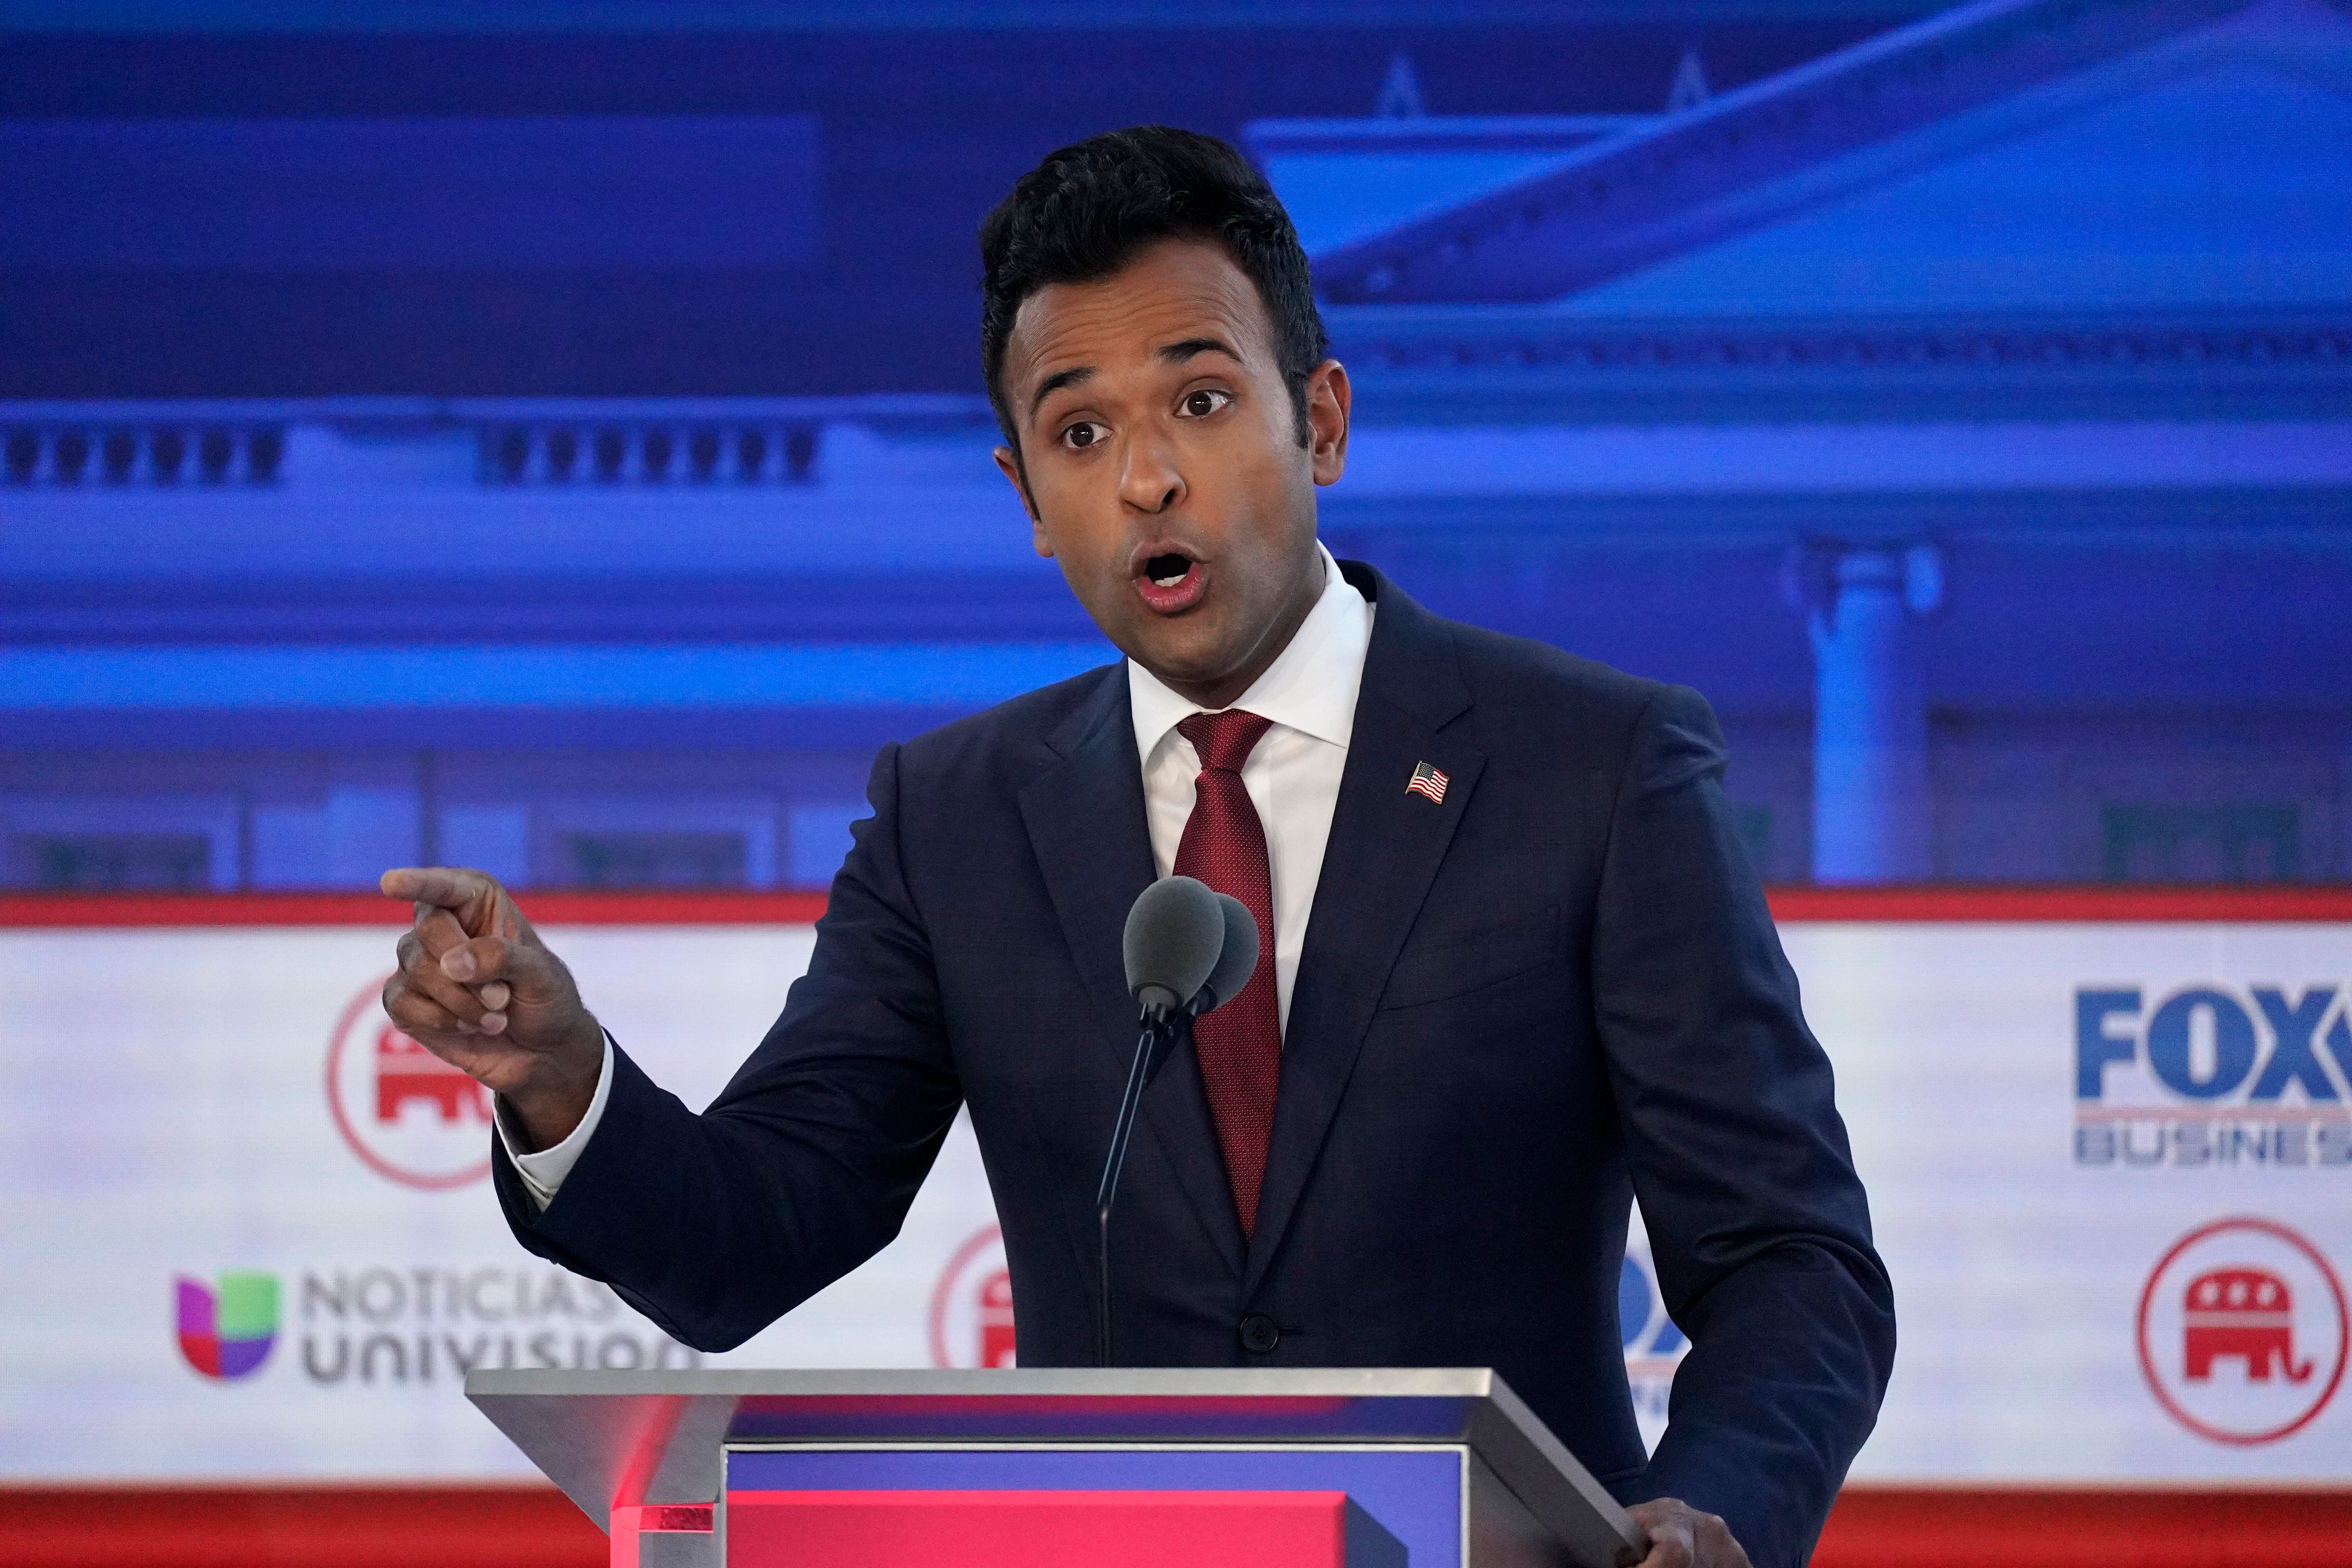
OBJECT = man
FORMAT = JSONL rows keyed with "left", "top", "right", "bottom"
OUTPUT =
{"left": 382, "top": 127, "right": 1893, "bottom": 1568}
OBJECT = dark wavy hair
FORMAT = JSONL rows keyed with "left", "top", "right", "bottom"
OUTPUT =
{"left": 979, "top": 125, "right": 1329, "bottom": 452}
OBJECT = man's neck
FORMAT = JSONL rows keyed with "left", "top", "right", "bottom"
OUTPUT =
{"left": 1150, "top": 553, "right": 1327, "bottom": 711}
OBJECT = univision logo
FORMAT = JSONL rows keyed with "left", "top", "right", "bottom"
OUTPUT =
{"left": 177, "top": 1272, "right": 279, "bottom": 1380}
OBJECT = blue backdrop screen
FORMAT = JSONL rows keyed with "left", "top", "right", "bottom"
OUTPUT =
{"left": 2, "top": 0, "right": 2346, "bottom": 891}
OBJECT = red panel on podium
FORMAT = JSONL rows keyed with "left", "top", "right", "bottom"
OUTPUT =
{"left": 725, "top": 1488, "right": 1382, "bottom": 1568}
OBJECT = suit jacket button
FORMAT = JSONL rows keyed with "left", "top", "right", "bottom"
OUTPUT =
{"left": 1238, "top": 1314, "right": 1280, "bottom": 1354}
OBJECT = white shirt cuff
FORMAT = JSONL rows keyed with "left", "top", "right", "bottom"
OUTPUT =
{"left": 497, "top": 1030, "right": 614, "bottom": 1212}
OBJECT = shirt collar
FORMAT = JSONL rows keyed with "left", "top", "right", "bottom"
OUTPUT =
{"left": 1127, "top": 543, "right": 1372, "bottom": 764}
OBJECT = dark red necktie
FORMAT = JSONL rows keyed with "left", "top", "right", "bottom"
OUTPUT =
{"left": 1172, "top": 710, "right": 1282, "bottom": 1237}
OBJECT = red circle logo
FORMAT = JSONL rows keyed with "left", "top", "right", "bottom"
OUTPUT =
{"left": 2136, "top": 1217, "right": 2347, "bottom": 1446}
{"left": 325, "top": 975, "right": 494, "bottom": 1190}
{"left": 927, "top": 1224, "right": 1015, "bottom": 1369}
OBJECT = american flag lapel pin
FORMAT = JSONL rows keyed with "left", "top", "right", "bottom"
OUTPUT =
{"left": 1405, "top": 761, "right": 1449, "bottom": 804}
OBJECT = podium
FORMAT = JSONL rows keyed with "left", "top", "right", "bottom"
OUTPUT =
{"left": 467, "top": 1367, "right": 1645, "bottom": 1568}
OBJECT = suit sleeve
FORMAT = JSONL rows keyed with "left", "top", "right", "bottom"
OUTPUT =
{"left": 491, "top": 740, "right": 964, "bottom": 1352}
{"left": 1590, "top": 684, "right": 1896, "bottom": 1568}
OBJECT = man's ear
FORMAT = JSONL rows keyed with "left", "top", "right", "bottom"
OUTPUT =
{"left": 1305, "top": 359, "right": 1351, "bottom": 486}
{"left": 993, "top": 444, "right": 1052, "bottom": 555}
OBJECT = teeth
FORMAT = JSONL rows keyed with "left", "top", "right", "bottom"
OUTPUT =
{"left": 1153, "top": 572, "right": 1185, "bottom": 588}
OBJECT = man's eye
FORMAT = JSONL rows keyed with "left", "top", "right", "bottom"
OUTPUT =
{"left": 1061, "top": 422, "right": 1105, "bottom": 450}
{"left": 1178, "top": 390, "right": 1231, "bottom": 418}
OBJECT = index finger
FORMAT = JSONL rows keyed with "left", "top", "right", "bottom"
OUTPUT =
{"left": 381, "top": 866, "right": 494, "bottom": 914}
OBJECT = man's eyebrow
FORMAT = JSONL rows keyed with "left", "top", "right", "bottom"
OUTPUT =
{"left": 1157, "top": 335, "right": 1243, "bottom": 366}
{"left": 1028, "top": 365, "right": 1094, "bottom": 420}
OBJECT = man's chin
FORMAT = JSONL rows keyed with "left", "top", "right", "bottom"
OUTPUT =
{"left": 1121, "top": 631, "right": 1246, "bottom": 697}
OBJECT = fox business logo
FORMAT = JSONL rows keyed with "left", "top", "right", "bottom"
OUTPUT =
{"left": 2074, "top": 985, "right": 2352, "bottom": 1171}
{"left": 1620, "top": 1240, "right": 1688, "bottom": 1445}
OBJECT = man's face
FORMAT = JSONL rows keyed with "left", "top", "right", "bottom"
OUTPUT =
{"left": 993, "top": 235, "right": 1350, "bottom": 709}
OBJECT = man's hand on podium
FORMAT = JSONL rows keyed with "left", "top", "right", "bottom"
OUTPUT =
{"left": 379, "top": 866, "right": 605, "bottom": 1153}
{"left": 1626, "top": 1499, "right": 1753, "bottom": 1568}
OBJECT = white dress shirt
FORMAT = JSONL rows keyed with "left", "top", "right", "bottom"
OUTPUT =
{"left": 504, "top": 544, "right": 1372, "bottom": 1210}
{"left": 1126, "top": 543, "right": 1371, "bottom": 1034}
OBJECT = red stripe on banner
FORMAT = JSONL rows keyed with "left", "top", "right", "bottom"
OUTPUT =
{"left": 0, "top": 1485, "right": 606, "bottom": 1568}
{"left": 1763, "top": 885, "right": 2352, "bottom": 922}
{"left": 1812, "top": 1485, "right": 2352, "bottom": 1568}
{"left": 3, "top": 1485, "right": 2350, "bottom": 1568}
{"left": 1, "top": 886, "right": 2348, "bottom": 929}
{"left": 0, "top": 890, "right": 834, "bottom": 927}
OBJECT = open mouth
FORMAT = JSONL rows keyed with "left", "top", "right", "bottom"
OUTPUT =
{"left": 1131, "top": 547, "right": 1207, "bottom": 614}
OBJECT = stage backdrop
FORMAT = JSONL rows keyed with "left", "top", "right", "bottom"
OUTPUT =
{"left": 0, "top": 893, "right": 2344, "bottom": 1483}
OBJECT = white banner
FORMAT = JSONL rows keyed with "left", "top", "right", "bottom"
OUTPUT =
{"left": 0, "top": 916, "right": 2344, "bottom": 1482}
{"left": 1795, "top": 921, "right": 2349, "bottom": 1480}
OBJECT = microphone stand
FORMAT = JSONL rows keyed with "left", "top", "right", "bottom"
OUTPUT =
{"left": 1094, "top": 1001, "right": 1182, "bottom": 1368}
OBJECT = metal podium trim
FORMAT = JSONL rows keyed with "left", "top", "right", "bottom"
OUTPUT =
{"left": 465, "top": 1366, "right": 1643, "bottom": 1568}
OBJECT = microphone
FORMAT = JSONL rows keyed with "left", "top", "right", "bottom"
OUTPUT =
{"left": 1095, "top": 875, "right": 1259, "bottom": 1365}
{"left": 1192, "top": 888, "right": 1260, "bottom": 1019}
{"left": 1120, "top": 873, "right": 1226, "bottom": 1020}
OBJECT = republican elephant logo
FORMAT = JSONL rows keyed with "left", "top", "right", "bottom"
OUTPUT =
{"left": 2138, "top": 1218, "right": 2346, "bottom": 1446}
{"left": 2183, "top": 1267, "right": 2314, "bottom": 1385}
{"left": 375, "top": 1025, "right": 492, "bottom": 1125}
{"left": 325, "top": 974, "right": 494, "bottom": 1190}
{"left": 976, "top": 1269, "right": 1017, "bottom": 1370}
{"left": 929, "top": 1225, "right": 1016, "bottom": 1369}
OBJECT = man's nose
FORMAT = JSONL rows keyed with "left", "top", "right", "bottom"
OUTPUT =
{"left": 1118, "top": 432, "right": 1185, "bottom": 514}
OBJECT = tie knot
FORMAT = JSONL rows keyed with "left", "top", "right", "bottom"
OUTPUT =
{"left": 1178, "top": 709, "right": 1274, "bottom": 774}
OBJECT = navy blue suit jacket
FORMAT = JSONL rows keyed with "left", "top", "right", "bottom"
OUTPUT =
{"left": 497, "top": 562, "right": 1894, "bottom": 1568}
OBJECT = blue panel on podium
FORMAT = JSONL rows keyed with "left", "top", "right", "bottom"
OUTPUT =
{"left": 725, "top": 1447, "right": 1465, "bottom": 1567}
{"left": 722, "top": 1394, "right": 1478, "bottom": 1443}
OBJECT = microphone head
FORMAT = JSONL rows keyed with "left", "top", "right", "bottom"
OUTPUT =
{"left": 1190, "top": 893, "right": 1261, "bottom": 1016}
{"left": 1123, "top": 875, "right": 1225, "bottom": 1014}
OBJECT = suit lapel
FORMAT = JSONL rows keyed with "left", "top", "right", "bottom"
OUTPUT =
{"left": 1018, "top": 670, "right": 1154, "bottom": 1053}
{"left": 1018, "top": 666, "right": 1247, "bottom": 1278}
{"left": 1244, "top": 566, "right": 1483, "bottom": 1296}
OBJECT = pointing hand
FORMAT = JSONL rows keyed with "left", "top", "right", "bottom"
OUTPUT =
{"left": 379, "top": 866, "right": 605, "bottom": 1151}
